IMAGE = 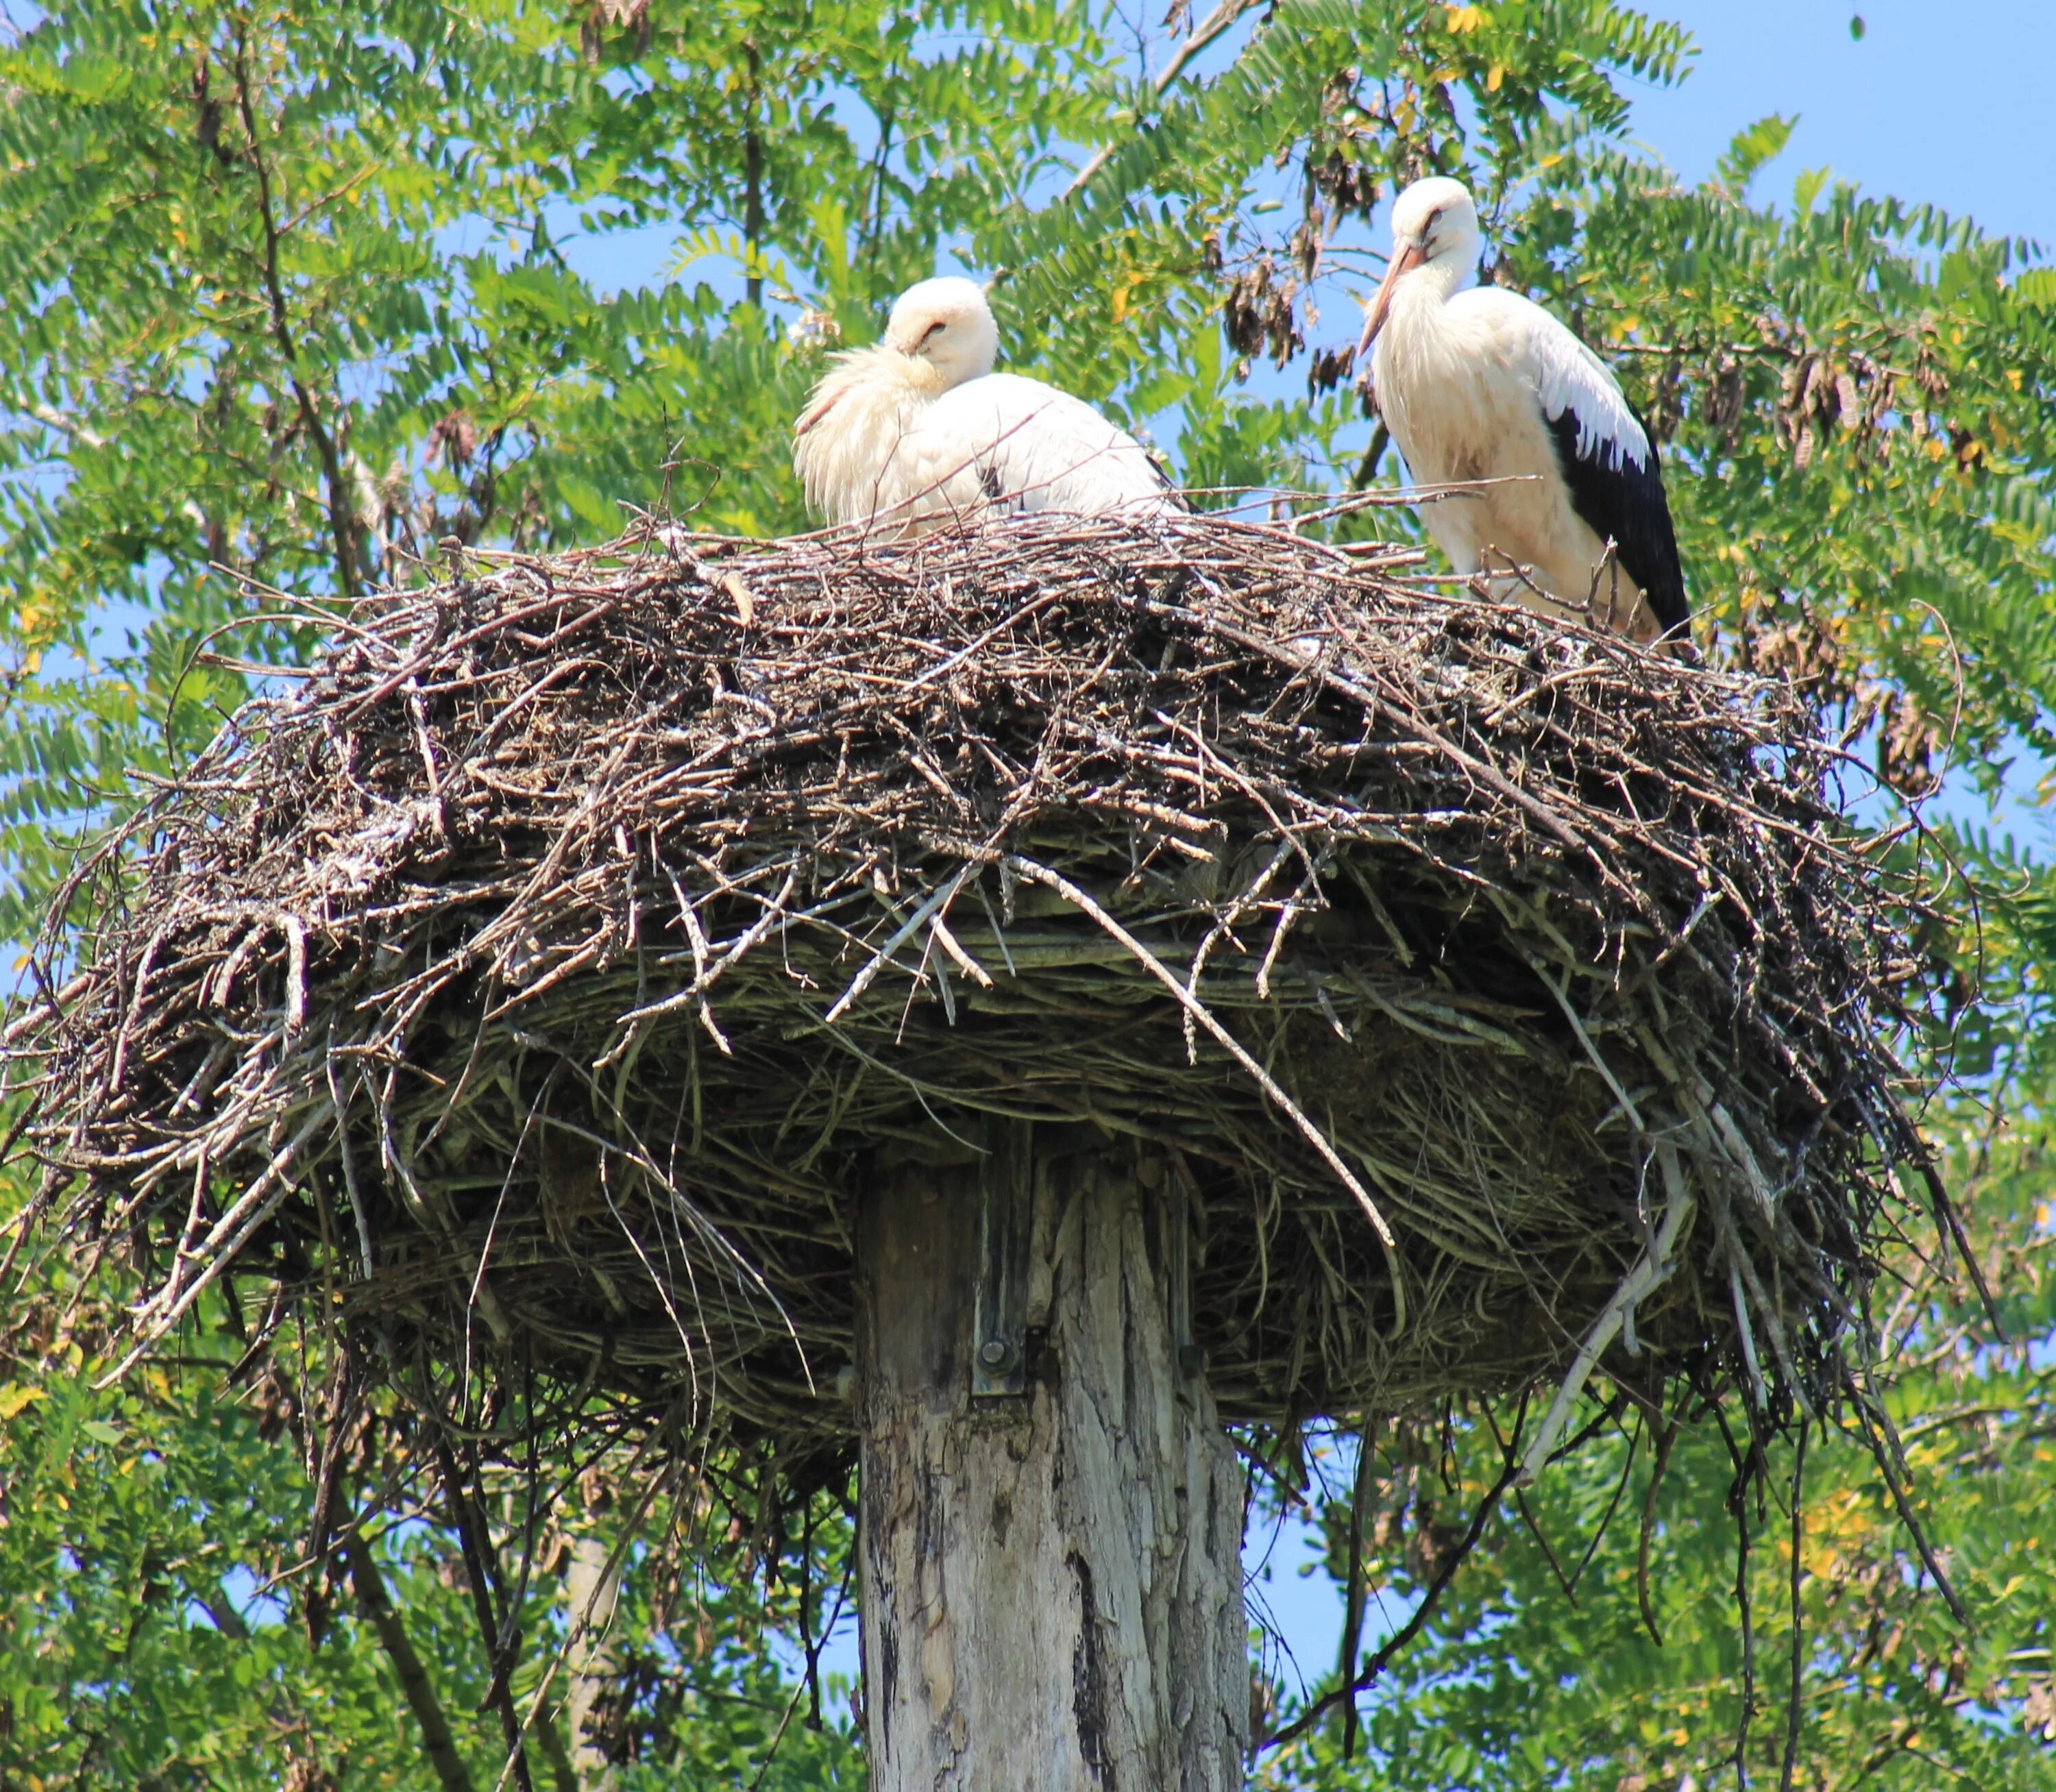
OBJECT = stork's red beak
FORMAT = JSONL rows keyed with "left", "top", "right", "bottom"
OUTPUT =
{"left": 1357, "top": 238, "right": 1426, "bottom": 359}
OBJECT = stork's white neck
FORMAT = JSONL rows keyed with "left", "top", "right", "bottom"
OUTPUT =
{"left": 798, "top": 343, "right": 949, "bottom": 434}
{"left": 926, "top": 334, "right": 995, "bottom": 392}
{"left": 1399, "top": 247, "right": 1471, "bottom": 313}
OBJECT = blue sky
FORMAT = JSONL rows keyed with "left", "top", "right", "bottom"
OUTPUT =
{"left": 1632, "top": 1, "right": 2054, "bottom": 246}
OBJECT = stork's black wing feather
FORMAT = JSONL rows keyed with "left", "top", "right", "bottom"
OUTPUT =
{"left": 1142, "top": 445, "right": 1191, "bottom": 512}
{"left": 1544, "top": 406, "right": 1689, "bottom": 636}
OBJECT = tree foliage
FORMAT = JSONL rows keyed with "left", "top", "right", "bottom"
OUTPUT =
{"left": 3, "top": 0, "right": 2053, "bottom": 1786}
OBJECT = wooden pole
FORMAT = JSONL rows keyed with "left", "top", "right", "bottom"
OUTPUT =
{"left": 855, "top": 1124, "right": 1248, "bottom": 1790}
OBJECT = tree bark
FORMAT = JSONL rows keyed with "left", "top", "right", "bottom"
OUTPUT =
{"left": 560, "top": 1533, "right": 622, "bottom": 1789}
{"left": 343, "top": 1527, "right": 478, "bottom": 1792}
{"left": 856, "top": 1127, "right": 1248, "bottom": 1791}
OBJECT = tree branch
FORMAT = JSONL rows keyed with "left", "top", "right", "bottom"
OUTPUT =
{"left": 1567, "top": 1409, "right": 1642, "bottom": 1593}
{"left": 232, "top": 29, "right": 363, "bottom": 598}
{"left": 742, "top": 40, "right": 764, "bottom": 309}
{"left": 1264, "top": 1397, "right": 1528, "bottom": 1753}
{"left": 1059, "top": 0, "right": 1264, "bottom": 201}
{"left": 1779, "top": 1424, "right": 1809, "bottom": 1792}
{"left": 343, "top": 1525, "right": 479, "bottom": 1792}
{"left": 435, "top": 1436, "right": 539, "bottom": 1792}
{"left": 1337, "top": 1421, "right": 1376, "bottom": 1761}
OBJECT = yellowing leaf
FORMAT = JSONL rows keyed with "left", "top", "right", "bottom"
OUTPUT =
{"left": 1445, "top": 3, "right": 1485, "bottom": 32}
{"left": 0, "top": 1384, "right": 47, "bottom": 1419}
{"left": 16, "top": 598, "right": 62, "bottom": 648}
{"left": 1485, "top": 64, "right": 1504, "bottom": 92}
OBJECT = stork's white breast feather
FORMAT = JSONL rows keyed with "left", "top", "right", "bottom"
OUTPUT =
{"left": 916, "top": 373, "right": 1173, "bottom": 517}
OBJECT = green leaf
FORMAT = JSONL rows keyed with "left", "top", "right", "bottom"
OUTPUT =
{"left": 1715, "top": 112, "right": 1796, "bottom": 197}
{"left": 0, "top": 1384, "right": 46, "bottom": 1419}
{"left": 2014, "top": 267, "right": 2056, "bottom": 307}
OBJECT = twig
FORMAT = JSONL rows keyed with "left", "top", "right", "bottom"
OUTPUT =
{"left": 1057, "top": 0, "right": 1266, "bottom": 200}
{"left": 1005, "top": 853, "right": 1404, "bottom": 1294}
{"left": 1639, "top": 1407, "right": 1680, "bottom": 1647}
{"left": 1521, "top": 1144, "right": 1694, "bottom": 1482}
{"left": 1264, "top": 1393, "right": 1530, "bottom": 1752}
{"left": 1780, "top": 1423, "right": 1808, "bottom": 1792}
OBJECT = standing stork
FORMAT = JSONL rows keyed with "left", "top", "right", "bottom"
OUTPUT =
{"left": 1358, "top": 177, "right": 1689, "bottom": 641}
{"left": 793, "top": 276, "right": 1179, "bottom": 533}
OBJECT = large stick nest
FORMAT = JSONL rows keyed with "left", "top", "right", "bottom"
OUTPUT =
{"left": 9, "top": 513, "right": 1945, "bottom": 1471}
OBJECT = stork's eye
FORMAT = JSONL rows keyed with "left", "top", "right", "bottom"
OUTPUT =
{"left": 920, "top": 320, "right": 946, "bottom": 344}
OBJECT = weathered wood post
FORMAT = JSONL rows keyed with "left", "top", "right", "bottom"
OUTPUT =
{"left": 855, "top": 1122, "right": 1248, "bottom": 1789}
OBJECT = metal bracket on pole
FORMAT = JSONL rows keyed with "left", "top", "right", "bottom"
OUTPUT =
{"left": 971, "top": 1120, "right": 1033, "bottom": 1399}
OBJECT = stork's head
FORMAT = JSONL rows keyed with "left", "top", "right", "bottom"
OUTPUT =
{"left": 1358, "top": 176, "right": 1481, "bottom": 355}
{"left": 1389, "top": 177, "right": 1480, "bottom": 269}
{"left": 883, "top": 276, "right": 1000, "bottom": 391}
{"left": 790, "top": 275, "right": 999, "bottom": 459}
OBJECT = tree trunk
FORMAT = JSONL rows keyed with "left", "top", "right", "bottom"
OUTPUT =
{"left": 561, "top": 1534, "right": 622, "bottom": 1789}
{"left": 855, "top": 1125, "right": 1248, "bottom": 1791}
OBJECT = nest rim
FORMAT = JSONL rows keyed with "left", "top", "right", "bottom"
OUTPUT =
{"left": 4, "top": 511, "right": 1948, "bottom": 1482}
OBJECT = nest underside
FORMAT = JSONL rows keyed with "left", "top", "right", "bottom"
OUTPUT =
{"left": 11, "top": 513, "right": 1940, "bottom": 1460}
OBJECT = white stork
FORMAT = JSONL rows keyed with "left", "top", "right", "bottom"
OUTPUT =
{"left": 792, "top": 276, "right": 1179, "bottom": 533}
{"left": 1358, "top": 177, "right": 1689, "bottom": 641}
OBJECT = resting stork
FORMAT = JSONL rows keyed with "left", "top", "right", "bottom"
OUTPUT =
{"left": 1358, "top": 177, "right": 1689, "bottom": 641}
{"left": 793, "top": 276, "right": 1178, "bottom": 533}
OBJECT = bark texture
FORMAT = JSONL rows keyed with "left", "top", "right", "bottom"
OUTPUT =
{"left": 560, "top": 1533, "right": 622, "bottom": 1789}
{"left": 342, "top": 1527, "right": 478, "bottom": 1792}
{"left": 857, "top": 1131, "right": 1248, "bottom": 1791}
